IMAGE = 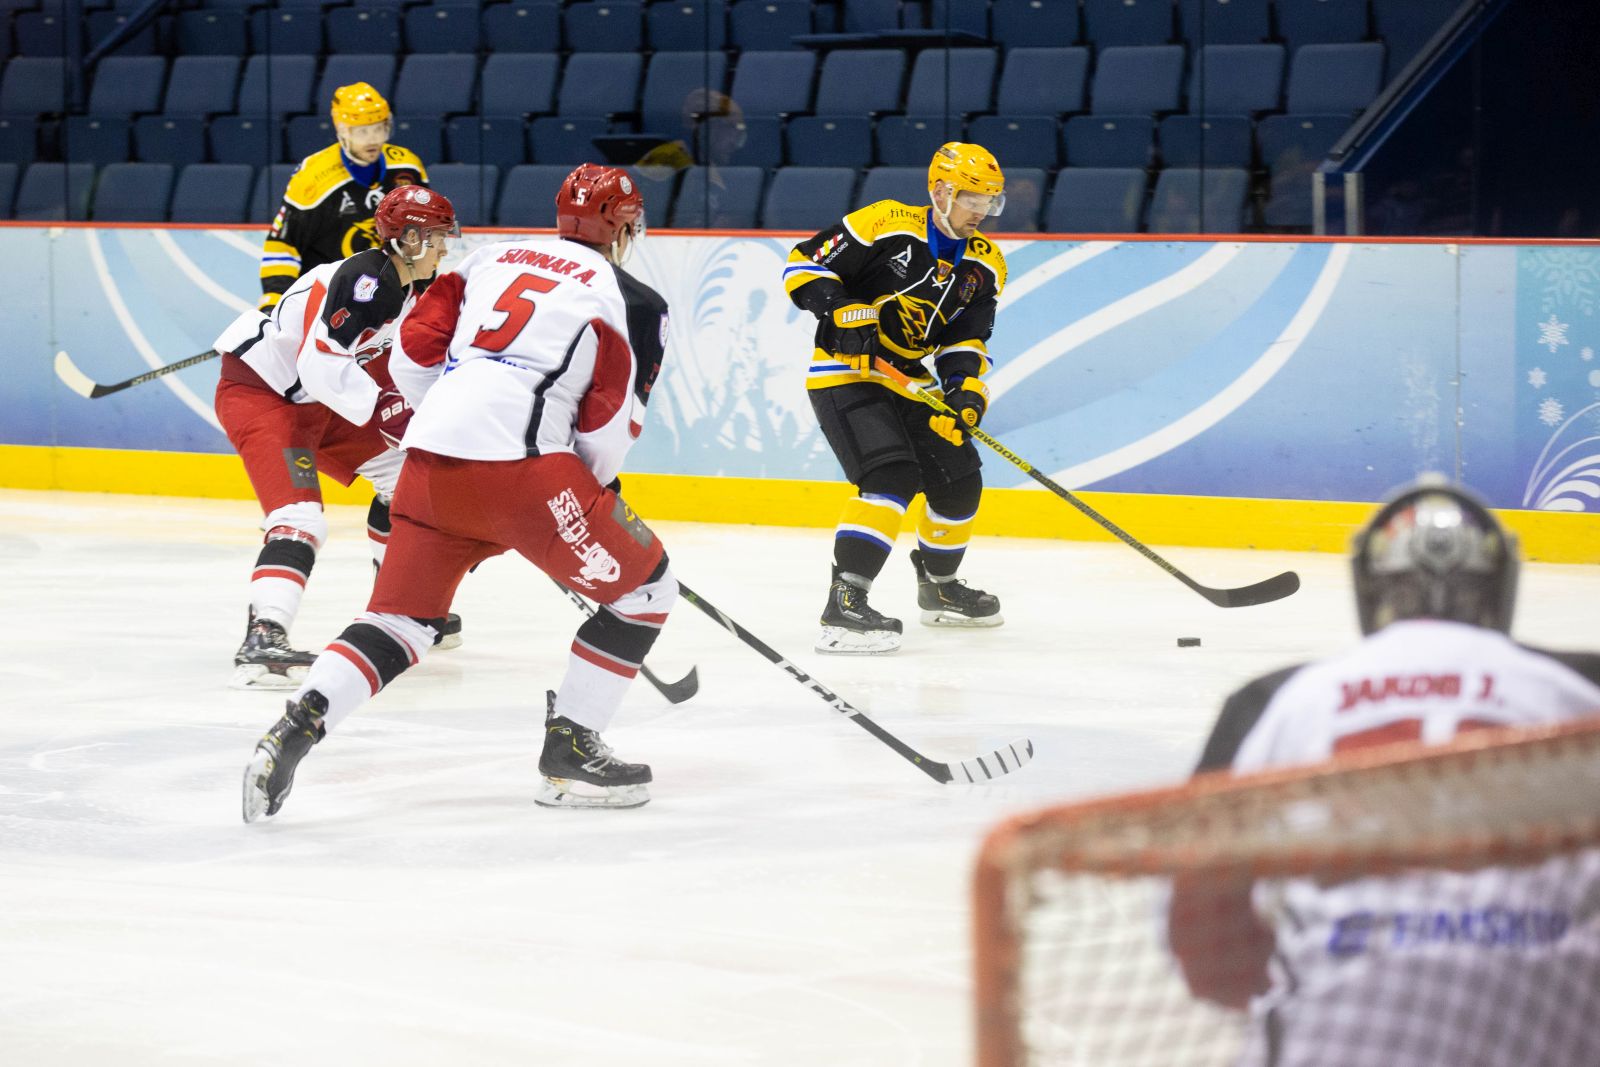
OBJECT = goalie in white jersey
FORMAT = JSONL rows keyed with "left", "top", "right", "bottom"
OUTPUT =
{"left": 243, "top": 163, "right": 675, "bottom": 820}
{"left": 1169, "top": 478, "right": 1600, "bottom": 1067}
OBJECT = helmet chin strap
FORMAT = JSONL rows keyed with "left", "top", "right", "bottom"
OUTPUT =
{"left": 930, "top": 184, "right": 959, "bottom": 239}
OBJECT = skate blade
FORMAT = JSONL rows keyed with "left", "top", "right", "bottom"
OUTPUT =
{"left": 815, "top": 625, "right": 902, "bottom": 655}
{"left": 241, "top": 749, "right": 276, "bottom": 823}
{"left": 919, "top": 609, "right": 1005, "bottom": 628}
{"left": 535, "top": 778, "right": 650, "bottom": 810}
{"left": 229, "top": 663, "right": 308, "bottom": 691}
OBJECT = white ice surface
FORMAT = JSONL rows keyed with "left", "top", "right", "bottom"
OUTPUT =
{"left": 2, "top": 489, "right": 1596, "bottom": 1066}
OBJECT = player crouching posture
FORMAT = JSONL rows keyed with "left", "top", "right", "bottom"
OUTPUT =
{"left": 244, "top": 164, "right": 673, "bottom": 821}
{"left": 785, "top": 142, "right": 1009, "bottom": 655}
{"left": 214, "top": 185, "right": 460, "bottom": 690}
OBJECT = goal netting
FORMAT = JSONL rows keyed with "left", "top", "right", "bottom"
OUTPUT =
{"left": 973, "top": 719, "right": 1600, "bottom": 1067}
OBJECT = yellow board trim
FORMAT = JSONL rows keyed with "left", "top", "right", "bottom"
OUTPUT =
{"left": 1, "top": 445, "right": 1594, "bottom": 563}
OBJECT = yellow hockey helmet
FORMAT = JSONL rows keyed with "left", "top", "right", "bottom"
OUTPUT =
{"left": 330, "top": 82, "right": 391, "bottom": 127}
{"left": 928, "top": 141, "right": 1006, "bottom": 216}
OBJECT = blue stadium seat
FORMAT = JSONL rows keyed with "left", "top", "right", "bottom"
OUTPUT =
{"left": 925, "top": 0, "right": 989, "bottom": 39}
{"left": 1045, "top": 167, "right": 1146, "bottom": 233}
{"left": 989, "top": 0, "right": 1078, "bottom": 50}
{"left": 1081, "top": 0, "right": 1172, "bottom": 48}
{"left": 965, "top": 116, "right": 1059, "bottom": 170}
{"left": 0, "top": 162, "right": 17, "bottom": 218}
{"left": 1146, "top": 165, "right": 1249, "bottom": 232}
{"left": 557, "top": 53, "right": 644, "bottom": 118}
{"left": 648, "top": 1, "right": 727, "bottom": 51}
{"left": 85, "top": 9, "right": 158, "bottom": 54}
{"left": 482, "top": 2, "right": 561, "bottom": 52}
{"left": 996, "top": 48, "right": 1089, "bottom": 117}
{"left": 446, "top": 116, "right": 528, "bottom": 170}
{"left": 640, "top": 51, "right": 730, "bottom": 137}
{"left": 1286, "top": 42, "right": 1385, "bottom": 114}
{"left": 1063, "top": 115, "right": 1154, "bottom": 167}
{"left": 88, "top": 57, "right": 166, "bottom": 118}
{"left": 404, "top": 3, "right": 482, "bottom": 53}
{"left": 565, "top": 1, "right": 643, "bottom": 52}
{"left": 876, "top": 115, "right": 962, "bottom": 166}
{"left": 15, "top": 162, "right": 96, "bottom": 221}
{"left": 250, "top": 8, "right": 324, "bottom": 54}
{"left": 170, "top": 163, "right": 253, "bottom": 223}
{"left": 397, "top": 119, "right": 443, "bottom": 164}
{"left": 496, "top": 163, "right": 571, "bottom": 227}
{"left": 1258, "top": 112, "right": 1347, "bottom": 227}
{"left": 0, "top": 118, "right": 38, "bottom": 164}
{"left": 62, "top": 117, "right": 130, "bottom": 166}
{"left": 1177, "top": 0, "right": 1268, "bottom": 45}
{"left": 724, "top": 115, "right": 782, "bottom": 168}
{"left": 1158, "top": 114, "right": 1251, "bottom": 167}
{"left": 427, "top": 162, "right": 499, "bottom": 227}
{"left": 249, "top": 163, "right": 300, "bottom": 224}
{"left": 0, "top": 57, "right": 67, "bottom": 117}
{"left": 527, "top": 116, "right": 609, "bottom": 165}
{"left": 729, "top": 0, "right": 810, "bottom": 50}
{"left": 903, "top": 48, "right": 999, "bottom": 117}
{"left": 1091, "top": 45, "right": 1185, "bottom": 115}
{"left": 161, "top": 56, "right": 241, "bottom": 118}
{"left": 13, "top": 11, "right": 72, "bottom": 55}
{"left": 210, "top": 116, "right": 284, "bottom": 165}
{"left": 857, "top": 165, "right": 926, "bottom": 208}
{"left": 786, "top": 115, "right": 873, "bottom": 169}
{"left": 285, "top": 116, "right": 334, "bottom": 162}
{"left": 761, "top": 165, "right": 855, "bottom": 230}
{"left": 840, "top": 0, "right": 898, "bottom": 32}
{"left": 1276, "top": 0, "right": 1368, "bottom": 51}
{"left": 134, "top": 117, "right": 206, "bottom": 166}
{"left": 482, "top": 53, "right": 560, "bottom": 117}
{"left": 92, "top": 162, "right": 173, "bottom": 221}
{"left": 729, "top": 51, "right": 816, "bottom": 117}
{"left": 235, "top": 54, "right": 317, "bottom": 119}
{"left": 314, "top": 55, "right": 397, "bottom": 115}
{"left": 175, "top": 10, "right": 248, "bottom": 55}
{"left": 395, "top": 54, "right": 478, "bottom": 117}
{"left": 325, "top": 6, "right": 401, "bottom": 54}
{"left": 1186, "top": 43, "right": 1284, "bottom": 115}
{"left": 1372, "top": 0, "right": 1457, "bottom": 77}
{"left": 622, "top": 164, "right": 678, "bottom": 225}
{"left": 815, "top": 49, "right": 906, "bottom": 115}
{"left": 994, "top": 166, "right": 1046, "bottom": 233}
{"left": 672, "top": 165, "right": 764, "bottom": 228}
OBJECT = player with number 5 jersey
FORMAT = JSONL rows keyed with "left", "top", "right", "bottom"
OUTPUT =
{"left": 242, "top": 163, "right": 676, "bottom": 822}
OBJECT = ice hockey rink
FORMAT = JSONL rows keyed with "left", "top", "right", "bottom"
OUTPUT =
{"left": 4, "top": 488, "right": 1597, "bottom": 1066}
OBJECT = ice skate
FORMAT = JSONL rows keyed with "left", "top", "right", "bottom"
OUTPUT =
{"left": 536, "top": 692, "right": 652, "bottom": 809}
{"left": 230, "top": 613, "right": 317, "bottom": 690}
{"left": 433, "top": 612, "right": 463, "bottom": 651}
{"left": 815, "top": 568, "right": 903, "bottom": 654}
{"left": 911, "top": 549, "right": 1003, "bottom": 627}
{"left": 241, "top": 691, "right": 327, "bottom": 823}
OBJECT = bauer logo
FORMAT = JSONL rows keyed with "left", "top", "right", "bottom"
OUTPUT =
{"left": 353, "top": 275, "right": 380, "bottom": 302}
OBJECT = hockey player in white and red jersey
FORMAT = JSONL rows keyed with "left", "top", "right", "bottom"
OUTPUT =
{"left": 213, "top": 185, "right": 461, "bottom": 690}
{"left": 242, "top": 163, "right": 673, "bottom": 821}
{"left": 1169, "top": 478, "right": 1600, "bottom": 1067}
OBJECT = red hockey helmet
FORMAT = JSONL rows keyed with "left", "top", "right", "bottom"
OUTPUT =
{"left": 556, "top": 164, "right": 645, "bottom": 249}
{"left": 374, "top": 185, "right": 460, "bottom": 245}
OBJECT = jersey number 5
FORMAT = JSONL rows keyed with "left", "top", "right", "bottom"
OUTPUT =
{"left": 472, "top": 273, "right": 559, "bottom": 353}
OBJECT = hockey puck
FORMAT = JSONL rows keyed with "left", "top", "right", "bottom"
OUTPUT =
{"left": 1177, "top": 637, "right": 1201, "bottom": 648}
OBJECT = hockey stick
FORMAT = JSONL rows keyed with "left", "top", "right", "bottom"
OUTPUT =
{"left": 872, "top": 360, "right": 1300, "bottom": 609}
{"left": 54, "top": 348, "right": 220, "bottom": 400}
{"left": 676, "top": 581, "right": 1034, "bottom": 784}
{"left": 549, "top": 579, "right": 700, "bottom": 704}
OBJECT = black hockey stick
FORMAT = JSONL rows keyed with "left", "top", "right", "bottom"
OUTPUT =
{"left": 550, "top": 579, "right": 700, "bottom": 704}
{"left": 874, "top": 361, "right": 1299, "bottom": 609}
{"left": 677, "top": 581, "right": 1034, "bottom": 784}
{"left": 54, "top": 348, "right": 220, "bottom": 399}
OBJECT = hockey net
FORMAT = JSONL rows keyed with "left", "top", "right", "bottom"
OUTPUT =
{"left": 973, "top": 718, "right": 1600, "bottom": 1067}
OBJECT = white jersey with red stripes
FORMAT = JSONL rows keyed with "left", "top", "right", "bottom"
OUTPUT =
{"left": 391, "top": 236, "right": 669, "bottom": 486}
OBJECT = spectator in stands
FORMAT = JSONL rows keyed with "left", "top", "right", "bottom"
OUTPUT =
{"left": 1168, "top": 476, "right": 1600, "bottom": 1066}
{"left": 259, "top": 82, "right": 431, "bottom": 313}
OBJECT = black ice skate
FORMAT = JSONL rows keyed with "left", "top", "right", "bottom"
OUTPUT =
{"left": 536, "top": 691, "right": 652, "bottom": 809}
{"left": 911, "top": 549, "right": 1004, "bottom": 628}
{"left": 433, "top": 612, "right": 464, "bottom": 651}
{"left": 241, "top": 690, "right": 327, "bottom": 823}
{"left": 230, "top": 612, "right": 317, "bottom": 690}
{"left": 815, "top": 568, "right": 903, "bottom": 655}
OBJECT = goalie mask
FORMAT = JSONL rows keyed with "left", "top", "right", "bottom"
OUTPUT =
{"left": 1351, "top": 478, "right": 1519, "bottom": 635}
{"left": 556, "top": 164, "right": 646, "bottom": 264}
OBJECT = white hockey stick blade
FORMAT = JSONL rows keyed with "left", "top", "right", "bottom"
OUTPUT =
{"left": 942, "top": 737, "right": 1036, "bottom": 784}
{"left": 54, "top": 350, "right": 97, "bottom": 398}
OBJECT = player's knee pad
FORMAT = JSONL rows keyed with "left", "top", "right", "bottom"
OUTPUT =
{"left": 611, "top": 556, "right": 677, "bottom": 619}
{"left": 858, "top": 461, "right": 922, "bottom": 505}
{"left": 925, "top": 470, "right": 983, "bottom": 521}
{"left": 262, "top": 501, "right": 327, "bottom": 551}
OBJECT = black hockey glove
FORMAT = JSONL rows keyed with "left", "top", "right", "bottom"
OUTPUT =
{"left": 827, "top": 300, "right": 882, "bottom": 378}
{"left": 930, "top": 377, "right": 989, "bottom": 446}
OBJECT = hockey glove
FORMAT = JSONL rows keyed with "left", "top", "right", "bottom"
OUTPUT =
{"left": 929, "top": 377, "right": 989, "bottom": 446}
{"left": 374, "top": 389, "right": 412, "bottom": 450}
{"left": 828, "top": 301, "right": 881, "bottom": 377}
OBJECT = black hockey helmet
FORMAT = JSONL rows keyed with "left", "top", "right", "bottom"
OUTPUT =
{"left": 1350, "top": 477, "right": 1519, "bottom": 635}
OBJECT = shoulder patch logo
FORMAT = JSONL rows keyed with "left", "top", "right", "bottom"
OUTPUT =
{"left": 813, "top": 234, "right": 847, "bottom": 264}
{"left": 959, "top": 269, "right": 980, "bottom": 304}
{"left": 658, "top": 311, "right": 670, "bottom": 350}
{"left": 353, "top": 274, "right": 380, "bottom": 302}
{"left": 338, "top": 192, "right": 356, "bottom": 215}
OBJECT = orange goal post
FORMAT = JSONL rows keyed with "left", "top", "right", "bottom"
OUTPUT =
{"left": 972, "top": 718, "right": 1600, "bottom": 1067}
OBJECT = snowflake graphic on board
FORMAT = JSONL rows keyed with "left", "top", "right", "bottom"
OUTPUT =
{"left": 1538, "top": 398, "right": 1566, "bottom": 426}
{"left": 1528, "top": 367, "right": 1548, "bottom": 388}
{"left": 1521, "top": 248, "right": 1600, "bottom": 316}
{"left": 1537, "top": 314, "right": 1570, "bottom": 353}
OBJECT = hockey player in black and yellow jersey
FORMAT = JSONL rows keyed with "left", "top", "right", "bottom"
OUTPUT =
{"left": 784, "top": 142, "right": 1009, "bottom": 655}
{"left": 259, "top": 82, "right": 430, "bottom": 312}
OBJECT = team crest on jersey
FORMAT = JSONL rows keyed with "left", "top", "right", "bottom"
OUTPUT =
{"left": 813, "top": 234, "right": 846, "bottom": 264}
{"left": 353, "top": 274, "right": 380, "bottom": 302}
{"left": 888, "top": 245, "right": 912, "bottom": 278}
{"left": 933, "top": 258, "right": 954, "bottom": 285}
